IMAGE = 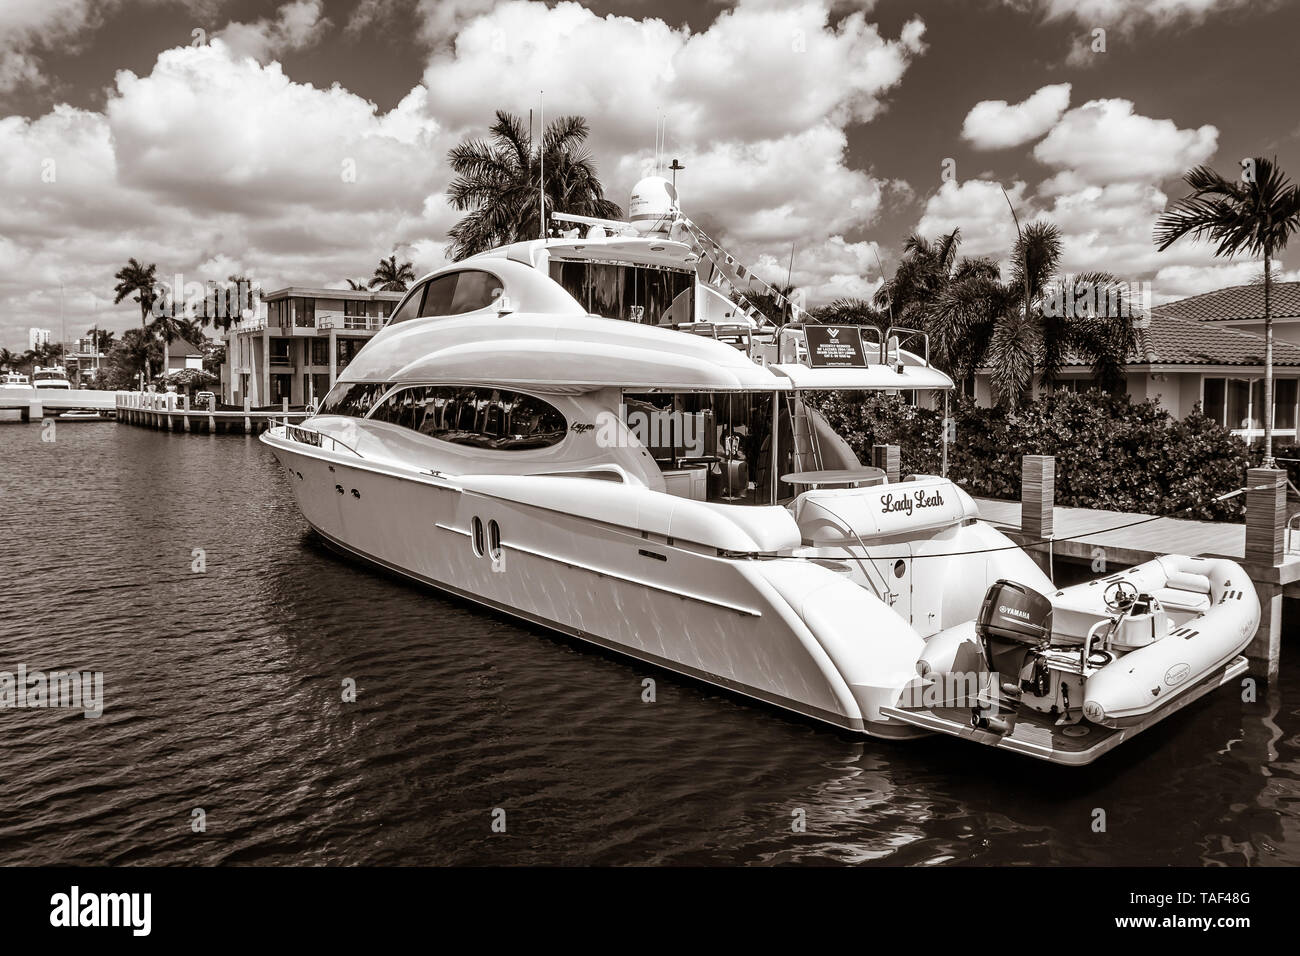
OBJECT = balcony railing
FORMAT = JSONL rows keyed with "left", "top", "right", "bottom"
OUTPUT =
{"left": 317, "top": 312, "right": 384, "bottom": 332}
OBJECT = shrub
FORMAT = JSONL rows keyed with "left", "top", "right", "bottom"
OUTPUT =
{"left": 811, "top": 389, "right": 1251, "bottom": 521}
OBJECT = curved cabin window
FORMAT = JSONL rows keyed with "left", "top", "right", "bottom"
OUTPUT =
{"left": 368, "top": 385, "right": 567, "bottom": 450}
{"left": 447, "top": 271, "right": 504, "bottom": 314}
{"left": 318, "top": 380, "right": 390, "bottom": 417}
{"left": 388, "top": 271, "right": 506, "bottom": 327}
{"left": 387, "top": 281, "right": 428, "bottom": 326}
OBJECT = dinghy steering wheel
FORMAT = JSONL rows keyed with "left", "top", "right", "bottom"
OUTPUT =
{"left": 1103, "top": 579, "right": 1139, "bottom": 612}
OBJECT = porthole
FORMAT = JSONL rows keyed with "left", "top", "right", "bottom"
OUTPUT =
{"left": 487, "top": 520, "right": 502, "bottom": 562}
{"left": 893, "top": 559, "right": 906, "bottom": 578}
{"left": 335, "top": 484, "right": 344, "bottom": 495}
{"left": 471, "top": 516, "right": 485, "bottom": 557}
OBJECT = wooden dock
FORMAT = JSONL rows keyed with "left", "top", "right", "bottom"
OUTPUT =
{"left": 973, "top": 496, "right": 1300, "bottom": 576}
{"left": 115, "top": 392, "right": 311, "bottom": 434}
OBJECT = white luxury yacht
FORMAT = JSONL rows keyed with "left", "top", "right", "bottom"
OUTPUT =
{"left": 264, "top": 179, "right": 1260, "bottom": 765}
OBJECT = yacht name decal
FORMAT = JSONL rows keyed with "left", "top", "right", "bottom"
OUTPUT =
{"left": 570, "top": 422, "right": 595, "bottom": 434}
{"left": 880, "top": 489, "right": 945, "bottom": 516}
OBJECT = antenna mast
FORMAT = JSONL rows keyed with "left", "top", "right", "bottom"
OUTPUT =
{"left": 538, "top": 90, "right": 545, "bottom": 240}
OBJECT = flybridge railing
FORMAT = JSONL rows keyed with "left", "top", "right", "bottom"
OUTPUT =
{"left": 283, "top": 422, "right": 365, "bottom": 458}
{"left": 883, "top": 327, "right": 930, "bottom": 367}
{"left": 770, "top": 323, "right": 930, "bottom": 367}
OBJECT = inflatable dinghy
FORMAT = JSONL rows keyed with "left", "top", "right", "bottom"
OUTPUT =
{"left": 887, "top": 554, "right": 1259, "bottom": 765}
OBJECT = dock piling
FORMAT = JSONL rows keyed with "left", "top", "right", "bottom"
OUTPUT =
{"left": 1244, "top": 467, "right": 1287, "bottom": 679}
{"left": 1020, "top": 455, "right": 1055, "bottom": 576}
{"left": 871, "top": 444, "right": 900, "bottom": 484}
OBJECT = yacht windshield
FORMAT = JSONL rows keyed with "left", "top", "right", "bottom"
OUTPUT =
{"left": 549, "top": 259, "right": 694, "bottom": 325}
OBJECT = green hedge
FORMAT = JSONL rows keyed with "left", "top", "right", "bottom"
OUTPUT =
{"left": 811, "top": 389, "right": 1252, "bottom": 521}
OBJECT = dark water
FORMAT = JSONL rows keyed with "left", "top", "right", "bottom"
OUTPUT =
{"left": 1, "top": 422, "right": 1297, "bottom": 866}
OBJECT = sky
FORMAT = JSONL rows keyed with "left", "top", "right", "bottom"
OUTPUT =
{"left": 2, "top": 0, "right": 1299, "bottom": 349}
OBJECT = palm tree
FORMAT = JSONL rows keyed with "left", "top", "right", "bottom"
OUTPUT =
{"left": 147, "top": 313, "right": 204, "bottom": 381}
{"left": 105, "top": 329, "right": 162, "bottom": 391}
{"left": 919, "top": 223, "right": 1136, "bottom": 407}
{"left": 1155, "top": 156, "right": 1300, "bottom": 465}
{"left": 0, "top": 347, "right": 14, "bottom": 371}
{"left": 370, "top": 255, "right": 415, "bottom": 292}
{"left": 345, "top": 278, "right": 368, "bottom": 291}
{"left": 873, "top": 229, "right": 1002, "bottom": 381}
{"left": 812, "top": 297, "right": 890, "bottom": 337}
{"left": 745, "top": 283, "right": 801, "bottom": 326}
{"left": 113, "top": 257, "right": 159, "bottom": 384}
{"left": 446, "top": 110, "right": 623, "bottom": 260}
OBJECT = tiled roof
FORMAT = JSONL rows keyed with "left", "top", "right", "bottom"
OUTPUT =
{"left": 1137, "top": 313, "right": 1300, "bottom": 366}
{"left": 1060, "top": 311, "right": 1300, "bottom": 367}
{"left": 1151, "top": 281, "right": 1300, "bottom": 323}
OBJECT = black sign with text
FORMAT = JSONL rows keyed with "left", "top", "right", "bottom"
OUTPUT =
{"left": 803, "top": 326, "right": 867, "bottom": 368}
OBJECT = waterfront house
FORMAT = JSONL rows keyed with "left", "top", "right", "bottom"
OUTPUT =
{"left": 162, "top": 336, "right": 207, "bottom": 377}
{"left": 220, "top": 286, "right": 403, "bottom": 407}
{"left": 972, "top": 281, "right": 1300, "bottom": 444}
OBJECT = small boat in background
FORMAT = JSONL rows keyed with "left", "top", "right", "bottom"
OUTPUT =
{"left": 57, "top": 409, "right": 107, "bottom": 421}
{"left": 32, "top": 366, "right": 72, "bottom": 390}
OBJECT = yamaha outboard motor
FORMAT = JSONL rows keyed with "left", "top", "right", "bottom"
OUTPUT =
{"left": 976, "top": 579, "right": 1054, "bottom": 695}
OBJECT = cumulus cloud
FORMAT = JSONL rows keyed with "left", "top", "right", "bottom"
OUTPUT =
{"left": 1004, "top": 0, "right": 1268, "bottom": 31}
{"left": 915, "top": 179, "right": 1037, "bottom": 260}
{"left": 1152, "top": 260, "right": 1300, "bottom": 303}
{"left": 0, "top": 39, "right": 452, "bottom": 343}
{"left": 913, "top": 94, "right": 1232, "bottom": 295}
{"left": 218, "top": 0, "right": 332, "bottom": 63}
{"left": 1032, "top": 98, "right": 1217, "bottom": 185}
{"left": 0, "top": 0, "right": 111, "bottom": 93}
{"left": 961, "top": 83, "right": 1071, "bottom": 150}
{"left": 0, "top": 0, "right": 926, "bottom": 344}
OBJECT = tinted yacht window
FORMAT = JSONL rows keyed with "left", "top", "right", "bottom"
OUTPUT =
{"left": 548, "top": 260, "right": 693, "bottom": 324}
{"left": 419, "top": 274, "right": 457, "bottom": 316}
{"left": 319, "top": 381, "right": 389, "bottom": 417}
{"left": 369, "top": 386, "right": 566, "bottom": 450}
{"left": 387, "top": 282, "right": 428, "bottom": 326}
{"left": 449, "top": 271, "right": 504, "bottom": 314}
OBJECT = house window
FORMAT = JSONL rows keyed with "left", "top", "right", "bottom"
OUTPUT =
{"left": 311, "top": 339, "right": 330, "bottom": 366}
{"left": 1203, "top": 376, "right": 1299, "bottom": 432}
{"left": 336, "top": 338, "right": 361, "bottom": 370}
{"left": 270, "top": 373, "right": 292, "bottom": 404}
{"left": 294, "top": 297, "right": 315, "bottom": 328}
{"left": 344, "top": 299, "right": 367, "bottom": 317}
{"left": 269, "top": 338, "right": 292, "bottom": 366}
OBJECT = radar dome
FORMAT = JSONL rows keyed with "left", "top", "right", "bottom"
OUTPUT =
{"left": 628, "top": 176, "right": 679, "bottom": 235}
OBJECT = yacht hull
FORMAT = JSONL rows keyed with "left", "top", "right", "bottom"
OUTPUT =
{"left": 264, "top": 435, "right": 931, "bottom": 738}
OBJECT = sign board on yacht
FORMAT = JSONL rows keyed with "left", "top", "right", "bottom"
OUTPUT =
{"left": 804, "top": 326, "right": 868, "bottom": 368}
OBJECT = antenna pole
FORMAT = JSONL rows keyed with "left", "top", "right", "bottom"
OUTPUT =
{"left": 538, "top": 91, "right": 545, "bottom": 241}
